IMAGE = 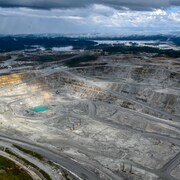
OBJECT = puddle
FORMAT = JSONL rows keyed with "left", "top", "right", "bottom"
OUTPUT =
{"left": 31, "top": 105, "right": 49, "bottom": 112}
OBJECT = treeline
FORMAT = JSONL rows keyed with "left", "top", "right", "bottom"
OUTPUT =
{"left": 65, "top": 55, "right": 98, "bottom": 67}
{"left": 102, "top": 46, "right": 180, "bottom": 58}
{"left": 0, "top": 36, "right": 97, "bottom": 52}
{"left": 87, "top": 35, "right": 180, "bottom": 46}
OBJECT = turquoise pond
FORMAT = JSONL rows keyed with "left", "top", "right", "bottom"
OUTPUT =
{"left": 31, "top": 106, "right": 49, "bottom": 113}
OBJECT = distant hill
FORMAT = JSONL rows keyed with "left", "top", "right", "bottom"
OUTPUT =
{"left": 85, "top": 35, "right": 180, "bottom": 46}
{"left": 0, "top": 34, "right": 179, "bottom": 52}
{"left": 0, "top": 36, "right": 96, "bottom": 52}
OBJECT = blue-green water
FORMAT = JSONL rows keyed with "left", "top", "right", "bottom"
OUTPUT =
{"left": 31, "top": 106, "right": 49, "bottom": 113}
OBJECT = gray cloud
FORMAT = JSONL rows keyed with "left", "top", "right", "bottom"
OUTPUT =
{"left": 171, "top": 0, "right": 180, "bottom": 6}
{"left": 0, "top": 0, "right": 88, "bottom": 9}
{"left": 0, "top": 0, "right": 180, "bottom": 10}
{"left": 0, "top": 3, "right": 179, "bottom": 34}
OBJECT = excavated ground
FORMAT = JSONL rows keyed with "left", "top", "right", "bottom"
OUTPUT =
{"left": 0, "top": 52, "right": 180, "bottom": 180}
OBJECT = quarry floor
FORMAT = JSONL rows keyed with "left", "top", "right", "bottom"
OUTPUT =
{"left": 0, "top": 52, "right": 180, "bottom": 180}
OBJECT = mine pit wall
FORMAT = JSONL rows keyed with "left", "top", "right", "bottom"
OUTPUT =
{"left": 71, "top": 65, "right": 180, "bottom": 85}
{"left": 70, "top": 65, "right": 180, "bottom": 118}
{"left": 0, "top": 74, "right": 26, "bottom": 87}
{"left": 30, "top": 72, "right": 116, "bottom": 106}
{"left": 23, "top": 71, "right": 179, "bottom": 121}
{"left": 115, "top": 83, "right": 179, "bottom": 116}
{"left": 3, "top": 69, "right": 178, "bottom": 121}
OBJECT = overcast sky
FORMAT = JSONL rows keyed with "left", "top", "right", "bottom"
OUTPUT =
{"left": 0, "top": 0, "right": 180, "bottom": 34}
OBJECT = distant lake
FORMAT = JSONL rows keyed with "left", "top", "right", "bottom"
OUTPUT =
{"left": 94, "top": 40, "right": 156, "bottom": 45}
{"left": 52, "top": 46, "right": 73, "bottom": 52}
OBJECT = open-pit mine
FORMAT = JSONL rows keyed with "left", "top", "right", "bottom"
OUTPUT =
{"left": 0, "top": 50, "right": 180, "bottom": 180}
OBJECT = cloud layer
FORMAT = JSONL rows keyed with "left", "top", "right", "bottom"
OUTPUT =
{"left": 0, "top": 5, "right": 179, "bottom": 34}
{"left": 0, "top": 1, "right": 179, "bottom": 34}
{"left": 0, "top": 0, "right": 180, "bottom": 10}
